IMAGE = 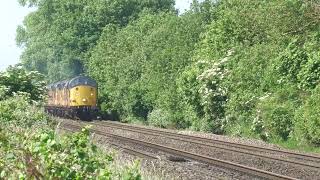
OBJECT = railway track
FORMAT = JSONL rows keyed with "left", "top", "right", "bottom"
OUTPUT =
{"left": 61, "top": 125, "right": 157, "bottom": 159}
{"left": 61, "top": 121, "right": 296, "bottom": 180}
{"left": 61, "top": 124, "right": 221, "bottom": 179}
{"left": 91, "top": 120, "right": 320, "bottom": 170}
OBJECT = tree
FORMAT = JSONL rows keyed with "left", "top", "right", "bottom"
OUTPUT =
{"left": 17, "top": 0, "right": 175, "bottom": 82}
{"left": 87, "top": 12, "right": 205, "bottom": 126}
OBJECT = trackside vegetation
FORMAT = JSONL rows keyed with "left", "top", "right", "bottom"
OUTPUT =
{"left": 0, "top": 66, "right": 142, "bottom": 179}
{"left": 17, "top": 0, "right": 320, "bottom": 151}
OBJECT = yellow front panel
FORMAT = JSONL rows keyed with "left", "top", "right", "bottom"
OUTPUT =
{"left": 69, "top": 85, "right": 97, "bottom": 107}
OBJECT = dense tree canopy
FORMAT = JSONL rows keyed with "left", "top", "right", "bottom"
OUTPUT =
{"left": 87, "top": 11, "right": 205, "bottom": 125}
{"left": 17, "top": 0, "right": 175, "bottom": 82}
{"left": 17, "top": 0, "right": 320, "bottom": 147}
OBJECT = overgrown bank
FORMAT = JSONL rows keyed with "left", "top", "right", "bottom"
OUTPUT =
{"left": 87, "top": 0, "right": 320, "bottom": 151}
{"left": 17, "top": 0, "right": 320, "bottom": 151}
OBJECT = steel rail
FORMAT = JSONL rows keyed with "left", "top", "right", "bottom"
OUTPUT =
{"left": 97, "top": 121, "right": 320, "bottom": 163}
{"left": 109, "top": 142, "right": 158, "bottom": 159}
{"left": 62, "top": 122, "right": 296, "bottom": 180}
{"left": 62, "top": 124, "right": 220, "bottom": 179}
{"left": 91, "top": 121, "right": 320, "bottom": 170}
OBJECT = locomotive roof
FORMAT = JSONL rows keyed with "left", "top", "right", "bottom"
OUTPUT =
{"left": 56, "top": 80, "right": 69, "bottom": 89}
{"left": 48, "top": 76, "right": 97, "bottom": 90}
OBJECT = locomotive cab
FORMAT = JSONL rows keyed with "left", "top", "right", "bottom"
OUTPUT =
{"left": 68, "top": 76, "right": 98, "bottom": 120}
{"left": 68, "top": 76, "right": 97, "bottom": 108}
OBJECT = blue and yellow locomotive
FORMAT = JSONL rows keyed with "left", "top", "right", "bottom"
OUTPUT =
{"left": 45, "top": 76, "right": 98, "bottom": 120}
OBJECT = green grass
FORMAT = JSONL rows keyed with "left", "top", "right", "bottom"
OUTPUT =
{"left": 225, "top": 121, "right": 320, "bottom": 154}
{"left": 270, "top": 138, "right": 320, "bottom": 154}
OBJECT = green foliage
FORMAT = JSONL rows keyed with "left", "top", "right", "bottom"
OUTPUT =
{"left": 174, "top": 0, "right": 320, "bottom": 147}
{"left": 119, "top": 161, "right": 142, "bottom": 180}
{"left": 295, "top": 86, "right": 320, "bottom": 145}
{"left": 253, "top": 93, "right": 296, "bottom": 141}
{"left": 276, "top": 39, "right": 308, "bottom": 84}
{"left": 87, "top": 12, "right": 205, "bottom": 127}
{"left": 0, "top": 67, "right": 143, "bottom": 179}
{"left": 0, "top": 95, "right": 51, "bottom": 127}
{"left": 17, "top": 0, "right": 175, "bottom": 82}
{"left": 0, "top": 94, "right": 142, "bottom": 179}
{"left": 0, "top": 126, "right": 142, "bottom": 179}
{"left": 0, "top": 65, "right": 46, "bottom": 101}
{"left": 178, "top": 51, "right": 231, "bottom": 133}
{"left": 276, "top": 33, "right": 320, "bottom": 89}
{"left": 0, "top": 85, "right": 9, "bottom": 100}
{"left": 28, "top": 128, "right": 113, "bottom": 179}
{"left": 16, "top": 0, "right": 320, "bottom": 149}
{"left": 147, "top": 109, "right": 172, "bottom": 128}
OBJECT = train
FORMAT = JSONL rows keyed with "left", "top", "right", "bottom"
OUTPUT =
{"left": 45, "top": 76, "right": 98, "bottom": 120}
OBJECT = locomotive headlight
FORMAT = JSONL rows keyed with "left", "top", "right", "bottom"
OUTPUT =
{"left": 82, "top": 98, "right": 87, "bottom": 102}
{"left": 90, "top": 93, "right": 94, "bottom": 96}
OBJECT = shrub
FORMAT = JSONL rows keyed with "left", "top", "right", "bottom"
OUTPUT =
{"left": 178, "top": 50, "right": 231, "bottom": 133}
{"left": 297, "top": 51, "right": 320, "bottom": 89}
{"left": 0, "top": 85, "right": 8, "bottom": 101}
{"left": 294, "top": 86, "right": 320, "bottom": 145}
{"left": 253, "top": 92, "right": 296, "bottom": 141}
{"left": 275, "top": 39, "right": 308, "bottom": 84}
{"left": 0, "top": 65, "right": 46, "bottom": 102}
{"left": 276, "top": 35, "right": 320, "bottom": 90}
{"left": 147, "top": 109, "right": 172, "bottom": 128}
{"left": 267, "top": 107, "right": 294, "bottom": 140}
{"left": 0, "top": 126, "right": 142, "bottom": 179}
{"left": 0, "top": 94, "right": 52, "bottom": 127}
{"left": 0, "top": 96, "right": 142, "bottom": 179}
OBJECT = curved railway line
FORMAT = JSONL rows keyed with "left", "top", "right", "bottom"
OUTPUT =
{"left": 61, "top": 121, "right": 299, "bottom": 180}
{"left": 91, "top": 121, "right": 320, "bottom": 170}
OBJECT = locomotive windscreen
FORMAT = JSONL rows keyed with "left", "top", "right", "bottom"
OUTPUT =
{"left": 68, "top": 76, "right": 97, "bottom": 88}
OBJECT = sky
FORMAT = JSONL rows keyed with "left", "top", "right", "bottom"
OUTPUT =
{"left": 0, "top": 0, "right": 194, "bottom": 71}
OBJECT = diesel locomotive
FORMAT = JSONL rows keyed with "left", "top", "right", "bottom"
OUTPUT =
{"left": 45, "top": 76, "right": 98, "bottom": 120}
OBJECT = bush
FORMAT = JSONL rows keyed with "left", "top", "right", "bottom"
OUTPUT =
{"left": 147, "top": 109, "right": 172, "bottom": 128}
{"left": 0, "top": 86, "right": 8, "bottom": 101}
{"left": 276, "top": 39, "right": 308, "bottom": 84}
{"left": 0, "top": 94, "right": 51, "bottom": 127}
{"left": 295, "top": 86, "right": 320, "bottom": 145}
{"left": 0, "top": 126, "right": 142, "bottom": 179}
{"left": 178, "top": 50, "right": 231, "bottom": 133}
{"left": 0, "top": 65, "right": 46, "bottom": 102}
{"left": 0, "top": 94, "right": 142, "bottom": 179}
{"left": 253, "top": 88, "right": 299, "bottom": 141}
{"left": 297, "top": 51, "right": 320, "bottom": 89}
{"left": 256, "top": 105, "right": 294, "bottom": 141}
{"left": 276, "top": 34, "right": 320, "bottom": 90}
